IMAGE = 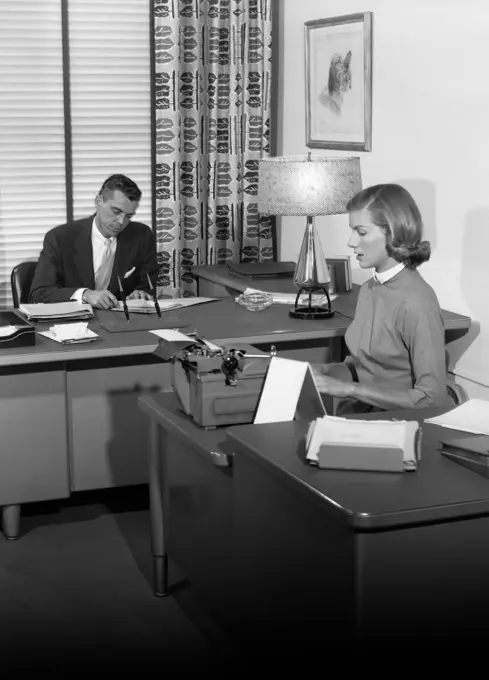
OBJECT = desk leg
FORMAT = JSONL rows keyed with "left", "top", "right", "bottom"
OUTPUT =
{"left": 2, "top": 504, "right": 20, "bottom": 540}
{"left": 148, "top": 420, "right": 169, "bottom": 597}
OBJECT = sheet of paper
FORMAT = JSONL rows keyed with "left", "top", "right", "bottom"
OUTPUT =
{"left": 149, "top": 329, "right": 195, "bottom": 343}
{"left": 0, "top": 325, "right": 18, "bottom": 337}
{"left": 38, "top": 329, "right": 98, "bottom": 344}
{"left": 425, "top": 399, "right": 489, "bottom": 435}
{"left": 159, "top": 297, "right": 218, "bottom": 309}
{"left": 243, "top": 287, "right": 338, "bottom": 305}
{"left": 254, "top": 357, "right": 325, "bottom": 424}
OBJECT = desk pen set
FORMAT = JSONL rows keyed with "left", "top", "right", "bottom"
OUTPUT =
{"left": 154, "top": 331, "right": 276, "bottom": 429}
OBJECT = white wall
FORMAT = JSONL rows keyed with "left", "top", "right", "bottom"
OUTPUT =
{"left": 278, "top": 0, "right": 489, "bottom": 396}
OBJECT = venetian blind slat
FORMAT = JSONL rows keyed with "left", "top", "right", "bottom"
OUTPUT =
{"left": 69, "top": 0, "right": 152, "bottom": 227}
{"left": 0, "top": 0, "right": 65, "bottom": 306}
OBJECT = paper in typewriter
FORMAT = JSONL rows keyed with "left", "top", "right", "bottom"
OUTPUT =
{"left": 305, "top": 416, "right": 420, "bottom": 470}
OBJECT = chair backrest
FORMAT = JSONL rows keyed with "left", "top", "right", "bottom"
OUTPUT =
{"left": 11, "top": 261, "right": 38, "bottom": 308}
{"left": 446, "top": 379, "right": 469, "bottom": 406}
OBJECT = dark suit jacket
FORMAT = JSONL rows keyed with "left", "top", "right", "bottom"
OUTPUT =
{"left": 29, "top": 216, "right": 158, "bottom": 303}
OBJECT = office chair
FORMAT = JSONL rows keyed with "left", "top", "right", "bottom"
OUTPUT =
{"left": 11, "top": 261, "right": 38, "bottom": 308}
{"left": 445, "top": 350, "right": 468, "bottom": 406}
{"left": 446, "top": 378, "right": 468, "bottom": 406}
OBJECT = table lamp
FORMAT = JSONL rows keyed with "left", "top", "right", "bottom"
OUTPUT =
{"left": 258, "top": 154, "right": 362, "bottom": 319}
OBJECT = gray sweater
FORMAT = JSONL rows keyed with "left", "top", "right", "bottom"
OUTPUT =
{"left": 344, "top": 267, "right": 447, "bottom": 408}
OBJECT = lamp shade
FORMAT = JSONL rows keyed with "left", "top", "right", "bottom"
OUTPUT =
{"left": 257, "top": 155, "right": 362, "bottom": 217}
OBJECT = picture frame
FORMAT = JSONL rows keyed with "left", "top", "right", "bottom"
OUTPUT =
{"left": 305, "top": 12, "right": 373, "bottom": 151}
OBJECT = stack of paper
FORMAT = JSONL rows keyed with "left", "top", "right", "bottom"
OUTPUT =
{"left": 39, "top": 322, "right": 98, "bottom": 345}
{"left": 19, "top": 302, "right": 94, "bottom": 322}
{"left": 305, "top": 415, "right": 420, "bottom": 472}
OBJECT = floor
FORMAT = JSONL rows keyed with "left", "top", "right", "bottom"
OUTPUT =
{"left": 0, "top": 485, "right": 235, "bottom": 675}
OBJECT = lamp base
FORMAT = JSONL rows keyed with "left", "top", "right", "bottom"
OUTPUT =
{"left": 289, "top": 286, "right": 335, "bottom": 320}
{"left": 289, "top": 306, "right": 335, "bottom": 320}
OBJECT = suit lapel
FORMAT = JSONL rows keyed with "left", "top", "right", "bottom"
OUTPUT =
{"left": 73, "top": 217, "right": 95, "bottom": 289}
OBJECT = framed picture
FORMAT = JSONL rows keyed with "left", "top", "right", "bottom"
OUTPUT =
{"left": 305, "top": 12, "right": 373, "bottom": 151}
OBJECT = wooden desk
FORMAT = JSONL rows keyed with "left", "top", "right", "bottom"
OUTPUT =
{"left": 140, "top": 393, "right": 489, "bottom": 657}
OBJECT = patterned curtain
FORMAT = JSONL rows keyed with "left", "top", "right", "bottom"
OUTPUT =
{"left": 153, "top": 0, "right": 275, "bottom": 297}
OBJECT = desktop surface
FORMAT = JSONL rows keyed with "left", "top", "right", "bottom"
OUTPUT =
{"left": 192, "top": 264, "right": 472, "bottom": 331}
{"left": 0, "top": 298, "right": 353, "bottom": 367}
{"left": 227, "top": 409, "right": 489, "bottom": 530}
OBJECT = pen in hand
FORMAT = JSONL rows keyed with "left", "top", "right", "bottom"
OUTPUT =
{"left": 146, "top": 273, "right": 161, "bottom": 318}
{"left": 117, "top": 276, "right": 130, "bottom": 322}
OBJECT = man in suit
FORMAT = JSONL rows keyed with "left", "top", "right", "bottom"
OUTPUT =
{"left": 29, "top": 174, "right": 158, "bottom": 309}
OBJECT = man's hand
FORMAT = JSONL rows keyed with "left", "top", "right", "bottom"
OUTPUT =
{"left": 126, "top": 289, "right": 153, "bottom": 301}
{"left": 82, "top": 289, "right": 118, "bottom": 309}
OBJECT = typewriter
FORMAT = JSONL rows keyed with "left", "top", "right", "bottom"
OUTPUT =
{"left": 154, "top": 330, "right": 276, "bottom": 429}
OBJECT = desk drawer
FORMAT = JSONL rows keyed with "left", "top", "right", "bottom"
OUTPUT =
{"left": 0, "top": 368, "right": 69, "bottom": 505}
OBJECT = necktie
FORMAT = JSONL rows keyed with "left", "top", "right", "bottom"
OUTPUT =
{"left": 95, "top": 239, "right": 115, "bottom": 291}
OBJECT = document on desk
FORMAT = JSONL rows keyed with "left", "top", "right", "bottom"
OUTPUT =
{"left": 243, "top": 287, "right": 338, "bottom": 305}
{"left": 425, "top": 399, "right": 489, "bottom": 435}
{"left": 254, "top": 357, "right": 326, "bottom": 424}
{"left": 112, "top": 297, "right": 219, "bottom": 314}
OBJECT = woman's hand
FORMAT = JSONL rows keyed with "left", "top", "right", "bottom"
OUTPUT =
{"left": 310, "top": 365, "right": 356, "bottom": 398}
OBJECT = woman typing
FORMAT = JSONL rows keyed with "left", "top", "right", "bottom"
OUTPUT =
{"left": 312, "top": 183, "right": 448, "bottom": 414}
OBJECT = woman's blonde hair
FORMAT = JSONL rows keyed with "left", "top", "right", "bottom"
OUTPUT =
{"left": 346, "top": 183, "right": 431, "bottom": 268}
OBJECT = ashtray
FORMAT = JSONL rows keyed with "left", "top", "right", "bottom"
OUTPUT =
{"left": 236, "top": 292, "right": 273, "bottom": 312}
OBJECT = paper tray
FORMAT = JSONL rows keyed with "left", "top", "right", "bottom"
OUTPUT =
{"left": 0, "top": 310, "right": 35, "bottom": 348}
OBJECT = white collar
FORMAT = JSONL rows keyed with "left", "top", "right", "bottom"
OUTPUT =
{"left": 91, "top": 218, "right": 115, "bottom": 245}
{"left": 373, "top": 261, "right": 406, "bottom": 284}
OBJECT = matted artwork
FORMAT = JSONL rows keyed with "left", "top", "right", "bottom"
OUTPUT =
{"left": 305, "top": 12, "right": 372, "bottom": 151}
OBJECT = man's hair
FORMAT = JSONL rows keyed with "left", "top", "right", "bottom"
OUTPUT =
{"left": 346, "top": 183, "right": 431, "bottom": 268}
{"left": 98, "top": 174, "right": 142, "bottom": 203}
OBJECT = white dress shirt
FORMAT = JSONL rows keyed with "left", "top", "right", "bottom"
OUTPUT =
{"left": 71, "top": 219, "right": 118, "bottom": 303}
{"left": 373, "top": 261, "right": 405, "bottom": 285}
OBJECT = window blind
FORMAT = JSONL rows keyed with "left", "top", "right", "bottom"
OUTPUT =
{"left": 0, "top": 0, "right": 66, "bottom": 307}
{"left": 68, "top": 0, "right": 152, "bottom": 228}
